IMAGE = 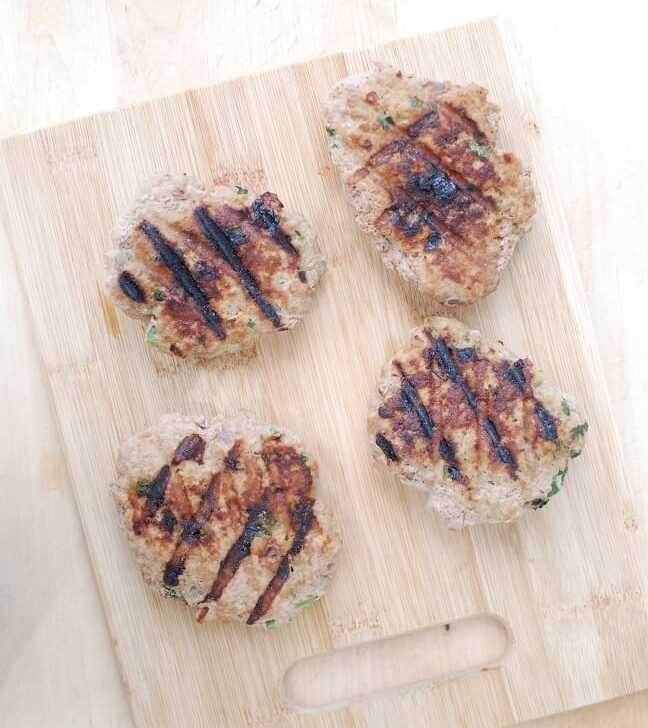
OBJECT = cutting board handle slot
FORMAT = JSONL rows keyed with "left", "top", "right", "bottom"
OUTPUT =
{"left": 280, "top": 613, "right": 512, "bottom": 713}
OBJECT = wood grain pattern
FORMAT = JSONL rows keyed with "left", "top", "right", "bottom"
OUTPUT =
{"left": 1, "top": 17, "right": 647, "bottom": 728}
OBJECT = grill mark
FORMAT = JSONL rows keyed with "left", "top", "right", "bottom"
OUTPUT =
{"left": 251, "top": 198, "right": 299, "bottom": 256}
{"left": 369, "top": 136, "right": 495, "bottom": 213}
{"left": 118, "top": 271, "right": 145, "bottom": 302}
{"left": 143, "top": 465, "right": 171, "bottom": 519}
{"left": 370, "top": 141, "right": 494, "bottom": 265}
{"left": 534, "top": 401, "right": 558, "bottom": 441}
{"left": 482, "top": 418, "right": 517, "bottom": 469}
{"left": 411, "top": 207, "right": 468, "bottom": 261}
{"left": 224, "top": 440, "right": 241, "bottom": 470}
{"left": 505, "top": 360, "right": 557, "bottom": 441}
{"left": 163, "top": 560, "right": 183, "bottom": 587}
{"left": 381, "top": 201, "right": 487, "bottom": 281}
{"left": 247, "top": 498, "right": 315, "bottom": 624}
{"left": 161, "top": 507, "right": 177, "bottom": 534}
{"left": 433, "top": 338, "right": 479, "bottom": 412}
{"left": 457, "top": 347, "right": 478, "bottom": 362}
{"left": 392, "top": 356, "right": 462, "bottom": 480}
{"left": 386, "top": 203, "right": 443, "bottom": 250}
{"left": 407, "top": 110, "right": 439, "bottom": 137}
{"left": 194, "top": 206, "right": 282, "bottom": 328}
{"left": 439, "top": 437, "right": 461, "bottom": 480}
{"left": 202, "top": 501, "right": 267, "bottom": 603}
{"left": 428, "top": 334, "right": 518, "bottom": 474}
{"left": 432, "top": 162, "right": 495, "bottom": 218}
{"left": 370, "top": 139, "right": 468, "bottom": 203}
{"left": 162, "top": 472, "right": 222, "bottom": 587}
{"left": 376, "top": 433, "right": 398, "bottom": 461}
{"left": 395, "top": 363, "right": 435, "bottom": 439}
{"left": 410, "top": 141, "right": 495, "bottom": 211}
{"left": 172, "top": 434, "right": 206, "bottom": 464}
{"left": 506, "top": 359, "right": 526, "bottom": 391}
{"left": 439, "top": 102, "right": 489, "bottom": 146}
{"left": 414, "top": 168, "right": 459, "bottom": 204}
{"left": 369, "top": 138, "right": 407, "bottom": 167}
{"left": 140, "top": 222, "right": 226, "bottom": 339}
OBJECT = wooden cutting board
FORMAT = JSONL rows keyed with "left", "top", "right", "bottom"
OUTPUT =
{"left": 2, "top": 16, "right": 647, "bottom": 727}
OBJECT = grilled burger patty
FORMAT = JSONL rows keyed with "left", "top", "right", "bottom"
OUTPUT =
{"left": 324, "top": 66, "right": 535, "bottom": 305}
{"left": 368, "top": 317, "right": 588, "bottom": 526}
{"left": 111, "top": 413, "right": 340, "bottom": 627}
{"left": 106, "top": 175, "right": 325, "bottom": 360}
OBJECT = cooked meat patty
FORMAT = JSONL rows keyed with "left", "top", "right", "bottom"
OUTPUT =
{"left": 368, "top": 317, "right": 588, "bottom": 527}
{"left": 106, "top": 175, "right": 325, "bottom": 360}
{"left": 324, "top": 66, "right": 535, "bottom": 305}
{"left": 111, "top": 413, "right": 340, "bottom": 627}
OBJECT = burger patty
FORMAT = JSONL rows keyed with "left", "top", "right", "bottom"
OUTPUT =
{"left": 368, "top": 317, "right": 588, "bottom": 526}
{"left": 106, "top": 175, "right": 325, "bottom": 360}
{"left": 111, "top": 413, "right": 340, "bottom": 627}
{"left": 324, "top": 66, "right": 535, "bottom": 305}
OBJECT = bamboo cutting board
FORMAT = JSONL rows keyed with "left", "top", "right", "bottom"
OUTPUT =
{"left": 2, "top": 16, "right": 647, "bottom": 727}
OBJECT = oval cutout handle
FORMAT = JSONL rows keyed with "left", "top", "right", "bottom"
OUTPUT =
{"left": 281, "top": 613, "right": 512, "bottom": 713}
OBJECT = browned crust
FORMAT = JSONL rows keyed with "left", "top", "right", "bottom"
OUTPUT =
{"left": 120, "top": 195, "right": 298, "bottom": 342}
{"left": 324, "top": 67, "right": 535, "bottom": 304}
{"left": 375, "top": 335, "right": 553, "bottom": 481}
{"left": 107, "top": 178, "right": 325, "bottom": 360}
{"left": 126, "top": 435, "right": 323, "bottom": 625}
{"left": 369, "top": 318, "right": 588, "bottom": 525}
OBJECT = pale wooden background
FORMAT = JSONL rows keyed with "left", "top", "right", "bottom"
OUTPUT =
{"left": 1, "top": 2, "right": 646, "bottom": 727}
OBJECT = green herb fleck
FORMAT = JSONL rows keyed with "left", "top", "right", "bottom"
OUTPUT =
{"left": 569, "top": 449, "right": 582, "bottom": 459}
{"left": 257, "top": 514, "right": 279, "bottom": 540}
{"left": 561, "top": 399, "right": 571, "bottom": 416}
{"left": 161, "top": 588, "right": 184, "bottom": 601}
{"left": 427, "top": 101, "right": 438, "bottom": 111}
{"left": 442, "top": 464, "right": 451, "bottom": 480}
{"left": 467, "top": 139, "right": 492, "bottom": 158}
{"left": 331, "top": 139, "right": 341, "bottom": 149}
{"left": 296, "top": 595, "right": 319, "bottom": 609}
{"left": 571, "top": 422, "right": 589, "bottom": 439}
{"left": 299, "top": 454, "right": 308, "bottom": 464}
{"left": 269, "top": 426, "right": 281, "bottom": 438}
{"left": 263, "top": 619, "right": 277, "bottom": 630}
{"left": 247, "top": 319, "right": 256, "bottom": 329}
{"left": 325, "top": 126, "right": 336, "bottom": 137}
{"left": 146, "top": 326, "right": 159, "bottom": 347}
{"left": 532, "top": 465, "right": 569, "bottom": 509}
{"left": 487, "top": 480, "right": 495, "bottom": 486}
{"left": 153, "top": 289, "right": 165, "bottom": 301}
{"left": 556, "top": 440, "right": 567, "bottom": 453}
{"left": 234, "top": 185, "right": 248, "bottom": 195}
{"left": 409, "top": 96, "right": 423, "bottom": 109}
{"left": 294, "top": 229, "right": 303, "bottom": 238}
{"left": 377, "top": 114, "right": 395, "bottom": 129}
{"left": 135, "top": 478, "right": 155, "bottom": 497}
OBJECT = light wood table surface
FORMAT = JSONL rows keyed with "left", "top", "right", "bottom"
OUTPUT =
{"left": 1, "top": 2, "right": 647, "bottom": 726}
